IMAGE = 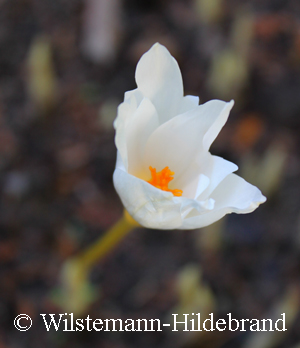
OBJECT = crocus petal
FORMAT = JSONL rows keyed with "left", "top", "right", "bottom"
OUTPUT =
{"left": 143, "top": 106, "right": 208, "bottom": 180}
{"left": 201, "top": 99, "right": 234, "bottom": 151}
{"left": 126, "top": 98, "right": 159, "bottom": 178}
{"left": 211, "top": 173, "right": 266, "bottom": 211}
{"left": 172, "top": 154, "right": 237, "bottom": 200}
{"left": 113, "top": 167, "right": 183, "bottom": 229}
{"left": 143, "top": 99, "right": 234, "bottom": 182}
{"left": 114, "top": 89, "right": 143, "bottom": 170}
{"left": 124, "top": 88, "right": 143, "bottom": 106}
{"left": 178, "top": 195, "right": 215, "bottom": 220}
{"left": 181, "top": 173, "right": 266, "bottom": 229}
{"left": 114, "top": 89, "right": 143, "bottom": 130}
{"left": 181, "top": 208, "right": 229, "bottom": 230}
{"left": 197, "top": 155, "right": 238, "bottom": 200}
{"left": 178, "top": 95, "right": 199, "bottom": 114}
{"left": 135, "top": 43, "right": 184, "bottom": 124}
{"left": 182, "top": 173, "right": 210, "bottom": 200}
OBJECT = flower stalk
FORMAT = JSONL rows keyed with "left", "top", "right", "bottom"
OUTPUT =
{"left": 54, "top": 211, "right": 139, "bottom": 314}
{"left": 79, "top": 210, "right": 139, "bottom": 269}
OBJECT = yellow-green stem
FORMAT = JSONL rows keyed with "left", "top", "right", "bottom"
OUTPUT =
{"left": 79, "top": 211, "right": 138, "bottom": 271}
{"left": 56, "top": 211, "right": 139, "bottom": 314}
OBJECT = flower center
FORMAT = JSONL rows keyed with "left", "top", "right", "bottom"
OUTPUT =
{"left": 147, "top": 166, "right": 183, "bottom": 197}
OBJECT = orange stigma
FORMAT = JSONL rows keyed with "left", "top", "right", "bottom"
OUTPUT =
{"left": 147, "top": 166, "right": 183, "bottom": 197}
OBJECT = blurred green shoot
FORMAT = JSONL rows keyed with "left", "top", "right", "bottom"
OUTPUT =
{"left": 27, "top": 35, "right": 57, "bottom": 113}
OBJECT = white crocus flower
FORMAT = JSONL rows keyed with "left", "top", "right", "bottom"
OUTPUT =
{"left": 113, "top": 43, "right": 266, "bottom": 230}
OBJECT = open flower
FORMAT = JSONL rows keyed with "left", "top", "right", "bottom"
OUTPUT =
{"left": 113, "top": 43, "right": 266, "bottom": 230}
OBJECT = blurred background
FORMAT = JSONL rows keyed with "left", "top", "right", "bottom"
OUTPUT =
{"left": 1, "top": 0, "right": 300, "bottom": 347}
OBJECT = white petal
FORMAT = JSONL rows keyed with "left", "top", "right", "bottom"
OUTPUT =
{"left": 179, "top": 196, "right": 215, "bottom": 220}
{"left": 182, "top": 173, "right": 210, "bottom": 200}
{"left": 115, "top": 150, "right": 125, "bottom": 171}
{"left": 143, "top": 106, "right": 207, "bottom": 181}
{"left": 201, "top": 99, "right": 234, "bottom": 151}
{"left": 143, "top": 99, "right": 234, "bottom": 183}
{"left": 181, "top": 209, "right": 228, "bottom": 229}
{"left": 135, "top": 43, "right": 184, "bottom": 124}
{"left": 194, "top": 174, "right": 211, "bottom": 199}
{"left": 114, "top": 89, "right": 142, "bottom": 170}
{"left": 113, "top": 167, "right": 183, "bottom": 229}
{"left": 211, "top": 173, "right": 266, "bottom": 212}
{"left": 197, "top": 155, "right": 238, "bottom": 200}
{"left": 124, "top": 88, "right": 143, "bottom": 106}
{"left": 181, "top": 174, "right": 266, "bottom": 229}
{"left": 174, "top": 154, "right": 237, "bottom": 200}
{"left": 126, "top": 98, "right": 159, "bottom": 178}
{"left": 114, "top": 89, "right": 142, "bottom": 130}
{"left": 178, "top": 95, "right": 199, "bottom": 114}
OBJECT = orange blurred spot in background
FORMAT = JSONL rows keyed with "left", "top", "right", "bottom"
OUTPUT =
{"left": 232, "top": 114, "right": 265, "bottom": 152}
